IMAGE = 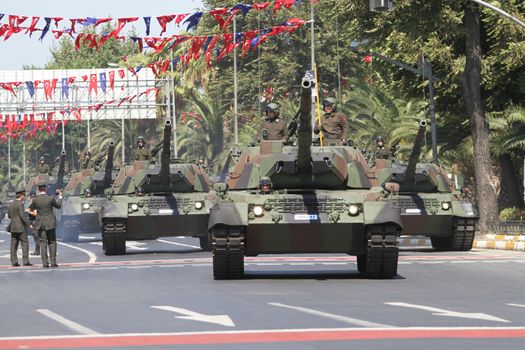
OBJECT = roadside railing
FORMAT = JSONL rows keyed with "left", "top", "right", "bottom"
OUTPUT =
{"left": 491, "top": 220, "right": 525, "bottom": 235}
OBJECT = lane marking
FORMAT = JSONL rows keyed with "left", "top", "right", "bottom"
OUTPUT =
{"left": 58, "top": 242, "right": 97, "bottom": 264}
{"left": 1, "top": 326, "right": 525, "bottom": 348}
{"left": 151, "top": 306, "right": 235, "bottom": 327}
{"left": 507, "top": 303, "right": 525, "bottom": 308}
{"left": 269, "top": 302, "right": 392, "bottom": 328}
{"left": 157, "top": 239, "right": 200, "bottom": 249}
{"left": 36, "top": 309, "right": 99, "bottom": 335}
{"left": 385, "top": 302, "right": 511, "bottom": 323}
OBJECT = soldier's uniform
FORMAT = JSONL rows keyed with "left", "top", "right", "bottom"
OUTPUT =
{"left": 7, "top": 189, "right": 31, "bottom": 266}
{"left": 135, "top": 147, "right": 151, "bottom": 161}
{"left": 30, "top": 184, "right": 63, "bottom": 268}
{"left": 256, "top": 118, "right": 288, "bottom": 141}
{"left": 37, "top": 163, "right": 50, "bottom": 174}
{"left": 375, "top": 147, "right": 390, "bottom": 159}
{"left": 80, "top": 157, "right": 96, "bottom": 170}
{"left": 314, "top": 111, "right": 349, "bottom": 140}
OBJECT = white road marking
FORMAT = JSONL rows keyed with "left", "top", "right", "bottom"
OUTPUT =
{"left": 269, "top": 302, "right": 393, "bottom": 328}
{"left": 126, "top": 241, "right": 148, "bottom": 250}
{"left": 157, "top": 239, "right": 200, "bottom": 249}
{"left": 151, "top": 305, "right": 235, "bottom": 327}
{"left": 36, "top": 309, "right": 99, "bottom": 335}
{"left": 385, "top": 302, "right": 511, "bottom": 323}
{"left": 79, "top": 235, "right": 96, "bottom": 239}
{"left": 58, "top": 242, "right": 97, "bottom": 263}
{"left": 0, "top": 240, "right": 4, "bottom": 243}
{"left": 507, "top": 303, "right": 525, "bottom": 308}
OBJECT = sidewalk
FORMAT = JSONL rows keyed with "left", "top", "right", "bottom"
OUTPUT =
{"left": 399, "top": 235, "right": 525, "bottom": 252}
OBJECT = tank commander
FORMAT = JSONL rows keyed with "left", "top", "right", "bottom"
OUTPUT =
{"left": 374, "top": 135, "right": 390, "bottom": 159}
{"left": 314, "top": 97, "right": 349, "bottom": 143}
{"left": 256, "top": 103, "right": 288, "bottom": 142}
{"left": 37, "top": 157, "right": 50, "bottom": 175}
{"left": 134, "top": 136, "right": 163, "bottom": 162}
{"left": 80, "top": 151, "right": 96, "bottom": 170}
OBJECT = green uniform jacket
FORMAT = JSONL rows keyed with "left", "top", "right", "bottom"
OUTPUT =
{"left": 37, "top": 164, "right": 50, "bottom": 174}
{"left": 80, "top": 158, "right": 96, "bottom": 170}
{"left": 134, "top": 148, "right": 151, "bottom": 161}
{"left": 7, "top": 200, "right": 29, "bottom": 233}
{"left": 314, "top": 112, "right": 349, "bottom": 140}
{"left": 256, "top": 118, "right": 288, "bottom": 141}
{"left": 375, "top": 147, "right": 390, "bottom": 159}
{"left": 29, "top": 194, "right": 62, "bottom": 231}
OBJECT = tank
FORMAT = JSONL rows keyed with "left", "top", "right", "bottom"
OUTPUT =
{"left": 100, "top": 119, "right": 213, "bottom": 255}
{"left": 373, "top": 120, "right": 478, "bottom": 251}
{"left": 26, "top": 150, "right": 68, "bottom": 195}
{"left": 56, "top": 142, "right": 116, "bottom": 242}
{"left": 208, "top": 77, "right": 403, "bottom": 280}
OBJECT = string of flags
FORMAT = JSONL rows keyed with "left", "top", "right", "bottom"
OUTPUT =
{"left": 0, "top": 0, "right": 308, "bottom": 43}
{"left": 0, "top": 86, "right": 160, "bottom": 141}
{"left": 0, "top": 18, "right": 306, "bottom": 97}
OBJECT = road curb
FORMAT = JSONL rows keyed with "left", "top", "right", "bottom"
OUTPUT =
{"left": 399, "top": 235, "right": 525, "bottom": 252}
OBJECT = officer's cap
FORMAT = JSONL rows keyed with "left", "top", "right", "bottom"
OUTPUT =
{"left": 15, "top": 188, "right": 26, "bottom": 195}
{"left": 37, "top": 182, "right": 47, "bottom": 188}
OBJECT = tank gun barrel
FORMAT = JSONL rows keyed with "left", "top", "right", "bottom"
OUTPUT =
{"left": 103, "top": 141, "right": 115, "bottom": 187}
{"left": 405, "top": 120, "right": 427, "bottom": 183}
{"left": 160, "top": 119, "right": 172, "bottom": 180}
{"left": 297, "top": 77, "right": 312, "bottom": 174}
{"left": 56, "top": 150, "right": 67, "bottom": 189}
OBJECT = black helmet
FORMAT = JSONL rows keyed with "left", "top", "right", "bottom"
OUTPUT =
{"left": 265, "top": 103, "right": 280, "bottom": 117}
{"left": 375, "top": 135, "right": 385, "bottom": 144}
{"left": 84, "top": 150, "right": 91, "bottom": 157}
{"left": 322, "top": 97, "right": 337, "bottom": 111}
{"left": 39, "top": 156, "right": 45, "bottom": 162}
{"left": 84, "top": 188, "right": 92, "bottom": 197}
{"left": 137, "top": 136, "right": 145, "bottom": 146}
{"left": 136, "top": 186, "right": 145, "bottom": 196}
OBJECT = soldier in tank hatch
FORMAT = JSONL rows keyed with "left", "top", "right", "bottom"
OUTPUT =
{"left": 256, "top": 103, "right": 288, "bottom": 142}
{"left": 314, "top": 97, "right": 349, "bottom": 143}
{"left": 80, "top": 150, "right": 96, "bottom": 170}
{"left": 374, "top": 135, "right": 391, "bottom": 159}
{"left": 37, "top": 156, "right": 50, "bottom": 175}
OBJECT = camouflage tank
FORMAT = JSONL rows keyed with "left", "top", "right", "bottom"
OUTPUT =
{"left": 373, "top": 120, "right": 478, "bottom": 251}
{"left": 208, "top": 77, "right": 403, "bottom": 280}
{"left": 56, "top": 142, "right": 116, "bottom": 242}
{"left": 26, "top": 150, "right": 68, "bottom": 194}
{"left": 100, "top": 119, "right": 212, "bottom": 255}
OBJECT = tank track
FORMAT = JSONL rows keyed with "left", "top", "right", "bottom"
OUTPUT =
{"left": 199, "top": 235, "right": 212, "bottom": 252}
{"left": 431, "top": 218, "right": 477, "bottom": 251}
{"left": 102, "top": 219, "right": 127, "bottom": 255}
{"left": 58, "top": 219, "right": 80, "bottom": 242}
{"left": 357, "top": 224, "right": 399, "bottom": 279}
{"left": 211, "top": 227, "right": 245, "bottom": 280}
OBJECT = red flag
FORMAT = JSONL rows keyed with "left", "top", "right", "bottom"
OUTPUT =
{"left": 156, "top": 15, "right": 176, "bottom": 36}
{"left": 209, "top": 8, "right": 228, "bottom": 29}
{"left": 25, "top": 16, "right": 41, "bottom": 36}
{"left": 43, "top": 80, "right": 52, "bottom": 100}
{"left": 0, "top": 83, "right": 16, "bottom": 97}
{"left": 68, "top": 77, "right": 76, "bottom": 84}
{"left": 109, "top": 71, "right": 115, "bottom": 90}
{"left": 253, "top": 2, "right": 270, "bottom": 10}
{"left": 127, "top": 67, "right": 137, "bottom": 77}
{"left": 95, "top": 18, "right": 112, "bottom": 26}
{"left": 52, "top": 17, "right": 63, "bottom": 27}
{"left": 175, "top": 14, "right": 188, "bottom": 26}
{"left": 75, "top": 33, "right": 84, "bottom": 50}
{"left": 118, "top": 69, "right": 125, "bottom": 79}
{"left": 34, "top": 80, "right": 40, "bottom": 89}
{"left": 109, "top": 17, "right": 138, "bottom": 38}
{"left": 89, "top": 74, "right": 98, "bottom": 95}
{"left": 81, "top": 75, "right": 88, "bottom": 81}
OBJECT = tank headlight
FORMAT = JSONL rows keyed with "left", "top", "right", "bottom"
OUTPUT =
{"left": 131, "top": 203, "right": 139, "bottom": 211}
{"left": 441, "top": 201, "right": 451, "bottom": 210}
{"left": 194, "top": 201, "right": 204, "bottom": 210}
{"left": 82, "top": 203, "right": 90, "bottom": 210}
{"left": 348, "top": 204, "right": 360, "bottom": 216}
{"left": 252, "top": 205, "right": 264, "bottom": 217}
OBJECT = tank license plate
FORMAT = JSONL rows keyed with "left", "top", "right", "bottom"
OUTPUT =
{"left": 159, "top": 209, "right": 174, "bottom": 214}
{"left": 294, "top": 214, "right": 318, "bottom": 220}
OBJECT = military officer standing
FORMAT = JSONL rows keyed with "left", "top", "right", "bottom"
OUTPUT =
{"left": 7, "top": 189, "right": 33, "bottom": 267}
{"left": 29, "top": 183, "right": 63, "bottom": 268}
{"left": 256, "top": 103, "right": 288, "bottom": 142}
{"left": 37, "top": 157, "right": 50, "bottom": 174}
{"left": 314, "top": 97, "right": 349, "bottom": 143}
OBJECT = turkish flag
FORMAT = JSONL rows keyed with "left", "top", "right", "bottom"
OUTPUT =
{"left": 89, "top": 74, "right": 98, "bottom": 95}
{"left": 109, "top": 71, "right": 115, "bottom": 90}
{"left": 118, "top": 69, "right": 125, "bottom": 79}
{"left": 43, "top": 80, "right": 52, "bottom": 100}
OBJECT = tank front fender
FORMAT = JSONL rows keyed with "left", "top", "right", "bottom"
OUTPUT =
{"left": 100, "top": 202, "right": 128, "bottom": 221}
{"left": 208, "top": 202, "right": 248, "bottom": 231}
{"left": 363, "top": 201, "right": 403, "bottom": 229}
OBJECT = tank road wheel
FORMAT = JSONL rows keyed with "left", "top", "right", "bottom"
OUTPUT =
{"left": 102, "top": 220, "right": 126, "bottom": 255}
{"left": 199, "top": 235, "right": 212, "bottom": 252}
{"left": 431, "top": 218, "right": 477, "bottom": 251}
{"left": 362, "top": 225, "right": 400, "bottom": 279}
{"left": 211, "top": 226, "right": 245, "bottom": 280}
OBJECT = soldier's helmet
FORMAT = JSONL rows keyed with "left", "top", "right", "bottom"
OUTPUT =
{"left": 84, "top": 188, "right": 92, "bottom": 197}
{"left": 137, "top": 136, "right": 145, "bottom": 147}
{"left": 322, "top": 97, "right": 337, "bottom": 111}
{"left": 39, "top": 156, "right": 45, "bottom": 163}
{"left": 375, "top": 135, "right": 385, "bottom": 146}
{"left": 84, "top": 151, "right": 91, "bottom": 157}
{"left": 265, "top": 103, "right": 280, "bottom": 118}
{"left": 136, "top": 186, "right": 145, "bottom": 196}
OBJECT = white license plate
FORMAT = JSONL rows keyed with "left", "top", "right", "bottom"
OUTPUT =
{"left": 405, "top": 208, "right": 422, "bottom": 214}
{"left": 294, "top": 214, "right": 319, "bottom": 220}
{"left": 158, "top": 209, "right": 174, "bottom": 214}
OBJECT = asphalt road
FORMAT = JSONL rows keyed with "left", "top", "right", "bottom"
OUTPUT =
{"left": 1, "top": 222, "right": 524, "bottom": 349}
